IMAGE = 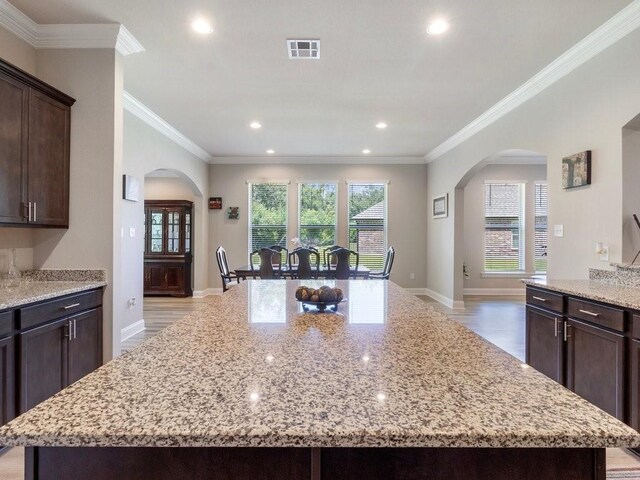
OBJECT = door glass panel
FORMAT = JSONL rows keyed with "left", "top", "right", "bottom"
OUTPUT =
{"left": 168, "top": 211, "right": 180, "bottom": 253}
{"left": 185, "top": 212, "right": 191, "bottom": 253}
{"left": 150, "top": 210, "right": 164, "bottom": 253}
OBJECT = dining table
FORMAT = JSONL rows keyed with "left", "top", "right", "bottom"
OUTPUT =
{"left": 234, "top": 264, "right": 371, "bottom": 279}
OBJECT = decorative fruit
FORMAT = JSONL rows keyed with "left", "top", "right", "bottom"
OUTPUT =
{"left": 318, "top": 285, "right": 337, "bottom": 302}
{"left": 310, "top": 294, "right": 320, "bottom": 302}
{"left": 333, "top": 287, "right": 344, "bottom": 302}
{"left": 295, "top": 286, "right": 309, "bottom": 301}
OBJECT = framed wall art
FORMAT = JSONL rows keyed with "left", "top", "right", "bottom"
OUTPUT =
{"left": 562, "top": 150, "right": 591, "bottom": 189}
{"left": 122, "top": 175, "right": 140, "bottom": 202}
{"left": 227, "top": 206, "right": 239, "bottom": 219}
{"left": 209, "top": 197, "right": 222, "bottom": 209}
{"left": 432, "top": 193, "right": 448, "bottom": 219}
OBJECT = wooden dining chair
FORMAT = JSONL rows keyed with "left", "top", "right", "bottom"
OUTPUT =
{"left": 322, "top": 245, "right": 341, "bottom": 267}
{"left": 267, "top": 245, "right": 289, "bottom": 265}
{"left": 216, "top": 246, "right": 240, "bottom": 292}
{"left": 289, "top": 247, "right": 320, "bottom": 279}
{"left": 326, "top": 247, "right": 359, "bottom": 280}
{"left": 370, "top": 246, "right": 395, "bottom": 280}
{"left": 250, "top": 247, "right": 282, "bottom": 279}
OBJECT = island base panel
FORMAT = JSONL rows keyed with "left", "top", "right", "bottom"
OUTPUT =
{"left": 26, "top": 447, "right": 604, "bottom": 480}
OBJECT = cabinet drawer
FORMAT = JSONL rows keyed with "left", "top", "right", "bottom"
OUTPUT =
{"left": 19, "top": 289, "right": 102, "bottom": 330}
{"left": 0, "top": 310, "right": 13, "bottom": 337}
{"left": 567, "top": 297, "right": 625, "bottom": 332}
{"left": 526, "top": 287, "right": 564, "bottom": 313}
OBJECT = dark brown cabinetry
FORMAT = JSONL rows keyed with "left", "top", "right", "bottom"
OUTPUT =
{"left": 144, "top": 200, "right": 193, "bottom": 297}
{"left": 0, "top": 58, "right": 74, "bottom": 228}
{"left": 526, "top": 306, "right": 564, "bottom": 383}
{"left": 0, "top": 334, "right": 15, "bottom": 428}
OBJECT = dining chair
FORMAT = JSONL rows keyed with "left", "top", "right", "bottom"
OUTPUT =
{"left": 267, "top": 245, "right": 289, "bottom": 266}
{"left": 322, "top": 245, "right": 341, "bottom": 267}
{"left": 326, "top": 247, "right": 359, "bottom": 280}
{"left": 289, "top": 247, "right": 320, "bottom": 279}
{"left": 370, "top": 246, "right": 395, "bottom": 280}
{"left": 216, "top": 246, "right": 240, "bottom": 292}
{"left": 250, "top": 247, "right": 282, "bottom": 279}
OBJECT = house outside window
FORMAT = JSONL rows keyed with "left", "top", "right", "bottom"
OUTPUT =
{"left": 484, "top": 182, "right": 525, "bottom": 272}
{"left": 348, "top": 183, "right": 387, "bottom": 270}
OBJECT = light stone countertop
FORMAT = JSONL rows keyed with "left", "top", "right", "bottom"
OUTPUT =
{"left": 0, "top": 280, "right": 107, "bottom": 311}
{"left": 1, "top": 280, "right": 639, "bottom": 448}
{"left": 523, "top": 278, "right": 640, "bottom": 310}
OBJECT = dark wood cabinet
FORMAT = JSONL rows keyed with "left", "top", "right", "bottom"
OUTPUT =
{"left": 630, "top": 339, "right": 640, "bottom": 431}
{"left": 565, "top": 318, "right": 625, "bottom": 420}
{"left": 526, "top": 307, "right": 564, "bottom": 383}
{"left": 67, "top": 309, "right": 102, "bottom": 385}
{"left": 0, "top": 335, "right": 15, "bottom": 427}
{"left": 0, "top": 57, "right": 75, "bottom": 228}
{"left": 144, "top": 200, "right": 193, "bottom": 297}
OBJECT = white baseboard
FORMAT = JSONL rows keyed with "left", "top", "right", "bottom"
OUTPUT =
{"left": 193, "top": 288, "right": 223, "bottom": 298}
{"left": 121, "top": 319, "right": 145, "bottom": 341}
{"left": 404, "top": 288, "right": 428, "bottom": 296}
{"left": 422, "top": 288, "right": 466, "bottom": 310}
{"left": 463, "top": 288, "right": 526, "bottom": 296}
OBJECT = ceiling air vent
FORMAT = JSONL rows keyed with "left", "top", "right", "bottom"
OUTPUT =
{"left": 288, "top": 39, "right": 320, "bottom": 59}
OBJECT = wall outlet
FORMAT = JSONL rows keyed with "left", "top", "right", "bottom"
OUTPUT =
{"left": 410, "top": 273, "right": 415, "bottom": 280}
{"left": 554, "top": 225, "right": 564, "bottom": 237}
{"left": 129, "top": 227, "right": 135, "bottom": 238}
{"left": 128, "top": 298, "right": 136, "bottom": 309}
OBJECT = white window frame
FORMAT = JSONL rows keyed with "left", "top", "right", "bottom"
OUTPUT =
{"left": 297, "top": 181, "right": 338, "bottom": 249}
{"left": 534, "top": 181, "right": 549, "bottom": 274}
{"left": 247, "top": 181, "right": 290, "bottom": 261}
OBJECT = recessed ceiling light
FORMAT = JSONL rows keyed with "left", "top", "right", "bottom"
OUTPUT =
{"left": 376, "top": 122, "right": 387, "bottom": 129}
{"left": 191, "top": 18, "right": 214, "bottom": 34}
{"left": 426, "top": 18, "right": 449, "bottom": 36}
{"left": 362, "top": 149, "right": 371, "bottom": 154}
{"left": 250, "top": 121, "right": 262, "bottom": 129}
{"left": 266, "top": 149, "right": 275, "bottom": 154}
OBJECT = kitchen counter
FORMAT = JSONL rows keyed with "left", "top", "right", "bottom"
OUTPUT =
{"left": 0, "top": 276, "right": 107, "bottom": 310}
{"left": 1, "top": 279, "right": 637, "bottom": 450}
{"left": 523, "top": 278, "right": 640, "bottom": 310}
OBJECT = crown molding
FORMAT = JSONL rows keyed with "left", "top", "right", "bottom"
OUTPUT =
{"left": 0, "top": 0, "right": 144, "bottom": 55}
{"left": 209, "top": 156, "right": 426, "bottom": 165}
{"left": 123, "top": 91, "right": 214, "bottom": 163}
{"left": 425, "top": 0, "right": 640, "bottom": 163}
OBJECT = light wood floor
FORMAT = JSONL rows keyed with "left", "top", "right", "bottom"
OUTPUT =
{"left": 0, "top": 294, "right": 638, "bottom": 477}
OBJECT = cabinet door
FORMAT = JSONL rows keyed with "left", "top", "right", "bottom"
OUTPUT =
{"left": 147, "top": 264, "right": 166, "bottom": 290}
{"left": 526, "top": 307, "right": 563, "bottom": 383}
{"left": 0, "top": 336, "right": 15, "bottom": 426}
{"left": 148, "top": 209, "right": 165, "bottom": 254}
{"left": 165, "top": 265, "right": 184, "bottom": 292}
{"left": 19, "top": 318, "right": 69, "bottom": 413}
{"left": 566, "top": 318, "right": 625, "bottom": 420}
{"left": 68, "top": 308, "right": 102, "bottom": 385}
{"left": 166, "top": 209, "right": 182, "bottom": 254}
{"left": 28, "top": 89, "right": 70, "bottom": 227}
{"left": 0, "top": 71, "right": 29, "bottom": 224}
{"left": 631, "top": 339, "right": 640, "bottom": 431}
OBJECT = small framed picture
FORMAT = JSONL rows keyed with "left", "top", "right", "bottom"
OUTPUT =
{"left": 432, "top": 194, "right": 448, "bottom": 219}
{"left": 122, "top": 175, "right": 140, "bottom": 202}
{"left": 209, "top": 197, "right": 222, "bottom": 209}
{"left": 227, "top": 206, "right": 239, "bottom": 219}
{"left": 562, "top": 150, "right": 591, "bottom": 189}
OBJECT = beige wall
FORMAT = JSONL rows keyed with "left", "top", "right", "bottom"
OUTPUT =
{"left": 462, "top": 163, "right": 547, "bottom": 292}
{"left": 426, "top": 28, "right": 640, "bottom": 303}
{"left": 32, "top": 49, "right": 121, "bottom": 361}
{"left": 622, "top": 126, "right": 640, "bottom": 261}
{"left": 145, "top": 177, "right": 197, "bottom": 201}
{"left": 209, "top": 162, "right": 427, "bottom": 290}
{"left": 0, "top": 26, "right": 36, "bottom": 269}
{"left": 121, "top": 111, "right": 209, "bottom": 334}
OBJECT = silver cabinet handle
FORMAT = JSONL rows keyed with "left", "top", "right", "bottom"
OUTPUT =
{"left": 33, "top": 202, "right": 37, "bottom": 222}
{"left": 73, "top": 318, "right": 77, "bottom": 339}
{"left": 28, "top": 202, "right": 32, "bottom": 222}
{"left": 66, "top": 320, "right": 72, "bottom": 339}
{"left": 554, "top": 317, "right": 558, "bottom": 337}
{"left": 578, "top": 309, "right": 600, "bottom": 317}
{"left": 532, "top": 296, "right": 547, "bottom": 302}
{"left": 564, "top": 322, "right": 571, "bottom": 341}
{"left": 62, "top": 303, "right": 81, "bottom": 310}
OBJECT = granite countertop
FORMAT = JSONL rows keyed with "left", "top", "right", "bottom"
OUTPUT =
{"left": 523, "top": 278, "right": 640, "bottom": 310}
{"left": 0, "top": 270, "right": 107, "bottom": 310}
{"left": 1, "top": 280, "right": 638, "bottom": 449}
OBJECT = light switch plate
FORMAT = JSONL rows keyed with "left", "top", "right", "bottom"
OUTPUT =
{"left": 129, "top": 227, "right": 135, "bottom": 238}
{"left": 554, "top": 225, "right": 564, "bottom": 237}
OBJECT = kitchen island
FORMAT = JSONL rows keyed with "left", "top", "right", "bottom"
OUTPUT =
{"left": 1, "top": 280, "right": 638, "bottom": 479}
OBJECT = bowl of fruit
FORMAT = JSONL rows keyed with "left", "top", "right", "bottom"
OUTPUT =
{"left": 295, "top": 285, "right": 345, "bottom": 313}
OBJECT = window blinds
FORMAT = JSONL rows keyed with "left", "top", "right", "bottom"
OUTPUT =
{"left": 534, "top": 183, "right": 548, "bottom": 273}
{"left": 248, "top": 183, "right": 288, "bottom": 257}
{"left": 298, "top": 183, "right": 337, "bottom": 249}
{"left": 348, "top": 183, "right": 387, "bottom": 270}
{"left": 484, "top": 183, "right": 525, "bottom": 272}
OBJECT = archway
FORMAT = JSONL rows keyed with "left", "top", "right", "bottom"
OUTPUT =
{"left": 622, "top": 114, "right": 640, "bottom": 263}
{"left": 452, "top": 149, "right": 548, "bottom": 305}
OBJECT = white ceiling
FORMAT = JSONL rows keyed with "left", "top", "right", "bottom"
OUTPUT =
{"left": 9, "top": 0, "right": 634, "bottom": 158}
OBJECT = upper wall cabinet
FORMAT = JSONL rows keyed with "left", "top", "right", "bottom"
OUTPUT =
{"left": 0, "top": 58, "right": 75, "bottom": 228}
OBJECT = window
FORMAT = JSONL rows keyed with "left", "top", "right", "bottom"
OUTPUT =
{"left": 248, "top": 182, "right": 288, "bottom": 258}
{"left": 298, "top": 183, "right": 337, "bottom": 249}
{"left": 348, "top": 183, "right": 387, "bottom": 270}
{"left": 484, "top": 183, "right": 525, "bottom": 272}
{"left": 534, "top": 183, "right": 548, "bottom": 273}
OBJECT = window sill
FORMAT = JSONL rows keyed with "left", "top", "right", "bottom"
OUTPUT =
{"left": 481, "top": 271, "right": 536, "bottom": 278}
